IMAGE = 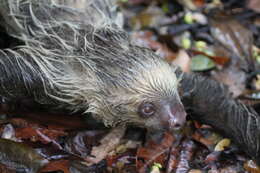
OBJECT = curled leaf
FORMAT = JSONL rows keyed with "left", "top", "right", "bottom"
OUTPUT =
{"left": 214, "top": 138, "right": 231, "bottom": 151}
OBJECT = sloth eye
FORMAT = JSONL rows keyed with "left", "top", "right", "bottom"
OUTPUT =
{"left": 138, "top": 102, "right": 156, "bottom": 118}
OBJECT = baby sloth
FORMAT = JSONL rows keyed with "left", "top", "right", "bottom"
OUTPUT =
{"left": 0, "top": 0, "right": 186, "bottom": 131}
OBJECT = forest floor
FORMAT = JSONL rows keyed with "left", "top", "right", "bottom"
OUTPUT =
{"left": 0, "top": 0, "right": 260, "bottom": 172}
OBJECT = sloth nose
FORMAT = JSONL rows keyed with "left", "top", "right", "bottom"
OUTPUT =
{"left": 161, "top": 102, "right": 187, "bottom": 131}
{"left": 168, "top": 110, "right": 186, "bottom": 131}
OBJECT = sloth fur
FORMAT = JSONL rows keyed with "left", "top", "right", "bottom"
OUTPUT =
{"left": 0, "top": 0, "right": 184, "bottom": 129}
{"left": 1, "top": 0, "right": 260, "bottom": 164}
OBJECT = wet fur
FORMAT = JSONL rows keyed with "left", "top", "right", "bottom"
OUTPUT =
{"left": 0, "top": 0, "right": 179, "bottom": 127}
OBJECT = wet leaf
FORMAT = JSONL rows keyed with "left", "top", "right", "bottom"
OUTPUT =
{"left": 204, "top": 151, "right": 221, "bottom": 164}
{"left": 69, "top": 160, "right": 106, "bottom": 173}
{"left": 219, "top": 165, "right": 244, "bottom": 173}
{"left": 211, "top": 67, "right": 247, "bottom": 97}
{"left": 192, "top": 127, "right": 222, "bottom": 150}
{"left": 86, "top": 126, "right": 126, "bottom": 165}
{"left": 165, "top": 146, "right": 179, "bottom": 173}
{"left": 150, "top": 163, "right": 162, "bottom": 173}
{"left": 193, "top": 0, "right": 205, "bottom": 8}
{"left": 65, "top": 130, "right": 106, "bottom": 158}
{"left": 191, "top": 55, "right": 215, "bottom": 71}
{"left": 0, "top": 164, "right": 16, "bottom": 173}
{"left": 177, "top": 0, "right": 197, "bottom": 10}
{"left": 172, "top": 49, "right": 191, "bottom": 72}
{"left": 175, "top": 140, "right": 196, "bottom": 173}
{"left": 19, "top": 113, "right": 88, "bottom": 130}
{"left": 130, "top": 6, "right": 166, "bottom": 30}
{"left": 15, "top": 127, "right": 66, "bottom": 148}
{"left": 1, "top": 124, "right": 16, "bottom": 140}
{"left": 132, "top": 31, "right": 177, "bottom": 61}
{"left": 191, "top": 50, "right": 229, "bottom": 65}
{"left": 188, "top": 169, "right": 202, "bottom": 173}
{"left": 40, "top": 160, "right": 70, "bottom": 173}
{"left": 255, "top": 75, "right": 260, "bottom": 90}
{"left": 244, "top": 160, "right": 260, "bottom": 173}
{"left": 210, "top": 16, "right": 254, "bottom": 71}
{"left": 214, "top": 138, "right": 231, "bottom": 151}
{"left": 137, "top": 132, "right": 174, "bottom": 172}
{"left": 0, "top": 138, "right": 48, "bottom": 173}
{"left": 247, "top": 0, "right": 260, "bottom": 13}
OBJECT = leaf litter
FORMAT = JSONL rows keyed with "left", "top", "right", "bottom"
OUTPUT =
{"left": 0, "top": 0, "right": 260, "bottom": 172}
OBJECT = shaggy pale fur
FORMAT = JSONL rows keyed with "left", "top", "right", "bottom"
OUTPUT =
{"left": 0, "top": 0, "right": 180, "bottom": 128}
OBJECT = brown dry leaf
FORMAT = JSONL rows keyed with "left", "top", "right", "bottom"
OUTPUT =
{"left": 130, "top": 5, "right": 167, "bottom": 30}
{"left": 137, "top": 132, "right": 174, "bottom": 172}
{"left": 65, "top": 130, "right": 106, "bottom": 158}
{"left": 177, "top": 0, "right": 197, "bottom": 10}
{"left": 166, "top": 146, "right": 179, "bottom": 173}
{"left": 192, "top": 128, "right": 222, "bottom": 150}
{"left": 40, "top": 160, "right": 70, "bottom": 173}
{"left": 204, "top": 151, "right": 221, "bottom": 164}
{"left": 0, "top": 164, "right": 16, "bottom": 173}
{"left": 191, "top": 50, "right": 229, "bottom": 66}
{"left": 86, "top": 126, "right": 126, "bottom": 165}
{"left": 254, "top": 75, "right": 260, "bottom": 90}
{"left": 210, "top": 15, "right": 255, "bottom": 96}
{"left": 244, "top": 160, "right": 260, "bottom": 173}
{"left": 172, "top": 49, "right": 191, "bottom": 72}
{"left": 8, "top": 118, "right": 33, "bottom": 128}
{"left": 175, "top": 140, "right": 196, "bottom": 173}
{"left": 211, "top": 68, "right": 247, "bottom": 97}
{"left": 210, "top": 16, "right": 253, "bottom": 63}
{"left": 220, "top": 166, "right": 246, "bottom": 173}
{"left": 193, "top": 0, "right": 205, "bottom": 7}
{"left": 132, "top": 31, "right": 177, "bottom": 61}
{"left": 15, "top": 127, "right": 67, "bottom": 145}
{"left": 20, "top": 113, "right": 88, "bottom": 130}
{"left": 189, "top": 169, "right": 202, "bottom": 173}
{"left": 247, "top": 0, "right": 260, "bottom": 13}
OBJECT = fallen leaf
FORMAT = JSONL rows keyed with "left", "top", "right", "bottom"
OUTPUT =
{"left": 247, "top": 0, "right": 260, "bottom": 13}
{"left": 189, "top": 169, "right": 202, "bottom": 173}
{"left": 15, "top": 127, "right": 67, "bottom": 147}
{"left": 175, "top": 140, "right": 196, "bottom": 173}
{"left": 210, "top": 15, "right": 254, "bottom": 71}
{"left": 191, "top": 50, "right": 229, "bottom": 65}
{"left": 0, "top": 164, "right": 16, "bottom": 173}
{"left": 40, "top": 160, "right": 70, "bottom": 173}
{"left": 0, "top": 138, "right": 48, "bottom": 173}
{"left": 137, "top": 132, "right": 174, "bottom": 172}
{"left": 130, "top": 5, "right": 167, "bottom": 30}
{"left": 244, "top": 160, "right": 260, "bottom": 173}
{"left": 172, "top": 49, "right": 191, "bottom": 72}
{"left": 132, "top": 31, "right": 177, "bottom": 61}
{"left": 65, "top": 130, "right": 106, "bottom": 158}
{"left": 191, "top": 55, "right": 215, "bottom": 71}
{"left": 86, "top": 126, "right": 126, "bottom": 165}
{"left": 214, "top": 138, "right": 231, "bottom": 151}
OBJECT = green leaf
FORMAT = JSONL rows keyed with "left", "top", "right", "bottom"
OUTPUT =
{"left": 162, "top": 2, "right": 169, "bottom": 13}
{"left": 191, "top": 55, "right": 216, "bottom": 71}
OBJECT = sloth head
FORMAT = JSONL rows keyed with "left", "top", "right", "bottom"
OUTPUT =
{"left": 86, "top": 45, "right": 187, "bottom": 132}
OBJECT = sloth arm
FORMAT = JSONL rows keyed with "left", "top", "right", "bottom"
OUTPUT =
{"left": 179, "top": 72, "right": 260, "bottom": 164}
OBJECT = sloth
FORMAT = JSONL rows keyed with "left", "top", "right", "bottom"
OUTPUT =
{"left": 0, "top": 0, "right": 259, "bottom": 164}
